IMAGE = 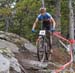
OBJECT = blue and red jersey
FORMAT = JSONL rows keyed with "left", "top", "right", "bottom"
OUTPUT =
{"left": 37, "top": 12, "right": 52, "bottom": 21}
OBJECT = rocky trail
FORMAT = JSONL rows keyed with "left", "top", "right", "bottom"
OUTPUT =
{"left": 0, "top": 31, "right": 75, "bottom": 73}
{"left": 15, "top": 47, "right": 75, "bottom": 73}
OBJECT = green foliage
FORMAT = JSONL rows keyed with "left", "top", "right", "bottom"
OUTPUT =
{"left": 0, "top": 0, "right": 73, "bottom": 42}
{"left": 61, "top": 0, "right": 69, "bottom": 37}
{"left": 0, "top": 8, "right": 12, "bottom": 16}
{"left": 11, "top": 0, "right": 41, "bottom": 41}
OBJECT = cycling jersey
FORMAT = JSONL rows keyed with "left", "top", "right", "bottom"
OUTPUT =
{"left": 37, "top": 12, "right": 52, "bottom": 21}
{"left": 37, "top": 12, "right": 52, "bottom": 30}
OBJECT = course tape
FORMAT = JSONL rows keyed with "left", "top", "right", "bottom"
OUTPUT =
{"left": 52, "top": 32, "right": 74, "bottom": 73}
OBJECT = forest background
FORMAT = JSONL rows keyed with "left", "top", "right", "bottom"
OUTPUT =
{"left": 0, "top": 0, "right": 75, "bottom": 43}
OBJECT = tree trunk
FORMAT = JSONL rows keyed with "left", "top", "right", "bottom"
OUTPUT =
{"left": 73, "top": 0, "right": 75, "bottom": 39}
{"left": 55, "top": 0, "right": 61, "bottom": 31}
{"left": 69, "top": 0, "right": 75, "bottom": 62}
{"left": 5, "top": 16, "right": 9, "bottom": 32}
{"left": 69, "top": 0, "right": 74, "bottom": 39}
{"left": 54, "top": 0, "right": 61, "bottom": 47}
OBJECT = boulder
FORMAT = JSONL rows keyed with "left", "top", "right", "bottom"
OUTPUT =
{"left": 0, "top": 53, "right": 10, "bottom": 73}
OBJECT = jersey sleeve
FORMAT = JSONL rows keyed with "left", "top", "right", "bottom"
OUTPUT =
{"left": 46, "top": 13, "right": 52, "bottom": 19}
{"left": 37, "top": 14, "right": 42, "bottom": 21}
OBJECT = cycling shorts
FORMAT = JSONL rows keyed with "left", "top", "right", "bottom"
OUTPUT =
{"left": 42, "top": 20, "right": 52, "bottom": 30}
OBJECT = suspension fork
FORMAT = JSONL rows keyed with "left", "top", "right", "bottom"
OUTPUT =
{"left": 36, "top": 36, "right": 44, "bottom": 46}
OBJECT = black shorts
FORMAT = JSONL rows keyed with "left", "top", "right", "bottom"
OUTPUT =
{"left": 42, "top": 20, "right": 52, "bottom": 30}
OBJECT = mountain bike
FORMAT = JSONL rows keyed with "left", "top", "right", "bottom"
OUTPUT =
{"left": 36, "top": 29, "right": 53, "bottom": 62}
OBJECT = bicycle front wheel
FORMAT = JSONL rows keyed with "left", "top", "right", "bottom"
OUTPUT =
{"left": 36, "top": 37, "right": 49, "bottom": 62}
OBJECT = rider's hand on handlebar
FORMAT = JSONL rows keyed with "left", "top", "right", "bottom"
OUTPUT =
{"left": 32, "top": 29, "right": 35, "bottom": 32}
{"left": 50, "top": 28, "right": 55, "bottom": 32}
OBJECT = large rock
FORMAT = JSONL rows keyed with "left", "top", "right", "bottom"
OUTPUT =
{"left": 21, "top": 59, "right": 48, "bottom": 69}
{"left": 0, "top": 53, "right": 10, "bottom": 73}
{"left": 0, "top": 39, "right": 19, "bottom": 53}
{"left": 9, "top": 57, "right": 21, "bottom": 73}
{"left": 0, "top": 31, "right": 37, "bottom": 53}
{"left": 0, "top": 47, "right": 21, "bottom": 73}
{"left": 24, "top": 42, "right": 37, "bottom": 53}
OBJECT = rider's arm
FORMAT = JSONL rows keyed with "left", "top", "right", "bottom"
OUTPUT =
{"left": 32, "top": 18, "right": 39, "bottom": 30}
{"left": 47, "top": 13, "right": 56, "bottom": 28}
{"left": 50, "top": 17, "right": 56, "bottom": 28}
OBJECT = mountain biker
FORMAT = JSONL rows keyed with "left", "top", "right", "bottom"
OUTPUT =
{"left": 32, "top": 7, "right": 56, "bottom": 54}
{"left": 32, "top": 7, "right": 56, "bottom": 32}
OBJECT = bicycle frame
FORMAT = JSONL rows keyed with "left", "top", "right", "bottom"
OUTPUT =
{"left": 36, "top": 30, "right": 51, "bottom": 61}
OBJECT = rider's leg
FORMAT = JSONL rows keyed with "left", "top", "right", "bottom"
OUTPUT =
{"left": 50, "top": 32, "right": 53, "bottom": 53}
{"left": 48, "top": 32, "right": 53, "bottom": 53}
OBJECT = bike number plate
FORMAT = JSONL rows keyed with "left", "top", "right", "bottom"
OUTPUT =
{"left": 39, "top": 30, "right": 46, "bottom": 36}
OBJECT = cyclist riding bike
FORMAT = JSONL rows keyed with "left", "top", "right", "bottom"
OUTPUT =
{"left": 32, "top": 7, "right": 56, "bottom": 54}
